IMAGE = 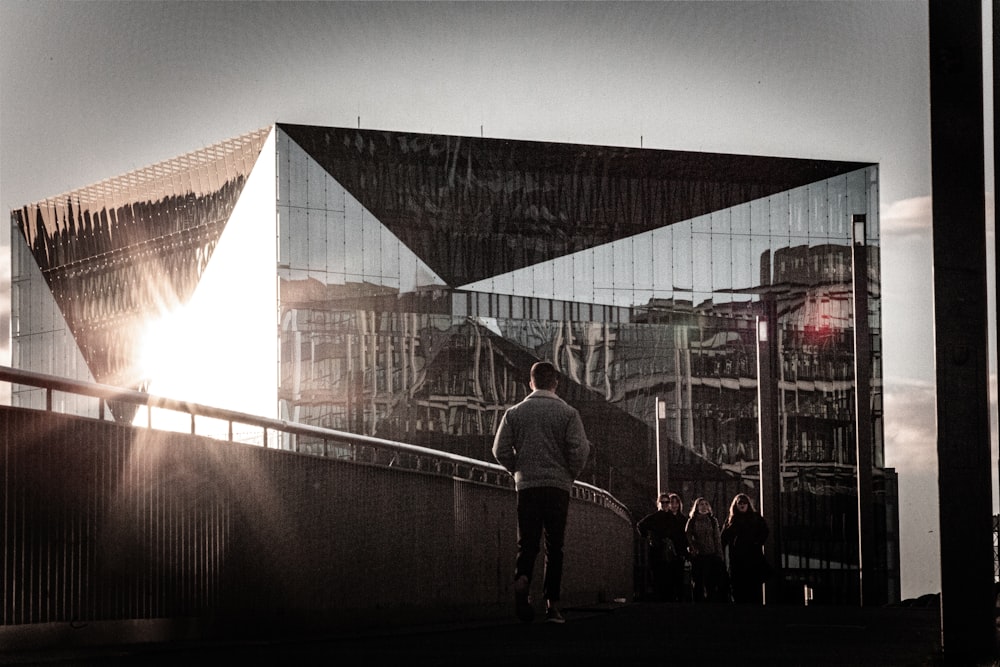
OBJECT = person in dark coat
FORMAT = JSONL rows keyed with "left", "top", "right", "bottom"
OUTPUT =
{"left": 720, "top": 492, "right": 770, "bottom": 604}
{"left": 686, "top": 497, "right": 727, "bottom": 603}
{"left": 636, "top": 493, "right": 688, "bottom": 601}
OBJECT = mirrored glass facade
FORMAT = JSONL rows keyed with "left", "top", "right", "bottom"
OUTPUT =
{"left": 11, "top": 123, "right": 898, "bottom": 604}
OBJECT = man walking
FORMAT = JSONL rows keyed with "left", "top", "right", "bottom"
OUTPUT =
{"left": 492, "top": 361, "right": 592, "bottom": 624}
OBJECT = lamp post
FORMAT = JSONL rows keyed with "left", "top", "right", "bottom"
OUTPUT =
{"left": 757, "top": 292, "right": 781, "bottom": 604}
{"left": 654, "top": 396, "right": 668, "bottom": 493}
{"left": 852, "top": 213, "right": 877, "bottom": 606}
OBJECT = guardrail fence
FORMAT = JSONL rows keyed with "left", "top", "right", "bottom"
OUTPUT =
{"left": 0, "top": 367, "right": 633, "bottom": 648}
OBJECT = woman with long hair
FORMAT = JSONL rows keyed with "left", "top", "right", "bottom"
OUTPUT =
{"left": 685, "top": 497, "right": 726, "bottom": 602}
{"left": 720, "top": 492, "right": 770, "bottom": 604}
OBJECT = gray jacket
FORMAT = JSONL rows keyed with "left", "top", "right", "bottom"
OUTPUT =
{"left": 492, "top": 389, "right": 592, "bottom": 492}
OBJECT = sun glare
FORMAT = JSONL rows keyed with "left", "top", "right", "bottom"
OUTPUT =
{"left": 132, "top": 130, "right": 278, "bottom": 436}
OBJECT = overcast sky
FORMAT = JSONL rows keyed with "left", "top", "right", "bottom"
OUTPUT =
{"left": 0, "top": 0, "right": 980, "bottom": 600}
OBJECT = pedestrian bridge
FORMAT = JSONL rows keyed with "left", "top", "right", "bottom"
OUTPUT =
{"left": 0, "top": 366, "right": 633, "bottom": 650}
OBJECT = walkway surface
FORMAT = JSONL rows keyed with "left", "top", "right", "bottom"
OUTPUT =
{"left": 0, "top": 601, "right": 963, "bottom": 666}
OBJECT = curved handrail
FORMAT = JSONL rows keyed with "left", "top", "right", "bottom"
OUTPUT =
{"left": 0, "top": 365, "right": 630, "bottom": 519}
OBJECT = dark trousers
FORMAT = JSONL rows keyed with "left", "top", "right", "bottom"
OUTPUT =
{"left": 730, "top": 565, "right": 765, "bottom": 604}
{"left": 691, "top": 555, "right": 728, "bottom": 602}
{"left": 515, "top": 487, "right": 570, "bottom": 603}
{"left": 648, "top": 556, "right": 686, "bottom": 602}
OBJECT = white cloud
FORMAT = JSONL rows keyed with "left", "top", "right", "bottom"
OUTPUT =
{"left": 883, "top": 376, "right": 943, "bottom": 598}
{"left": 881, "top": 195, "right": 932, "bottom": 238}
{"left": 879, "top": 193, "right": 1000, "bottom": 599}
{"left": 883, "top": 377, "right": 938, "bottom": 475}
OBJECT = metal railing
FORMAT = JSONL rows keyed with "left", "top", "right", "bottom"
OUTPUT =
{"left": 0, "top": 365, "right": 629, "bottom": 519}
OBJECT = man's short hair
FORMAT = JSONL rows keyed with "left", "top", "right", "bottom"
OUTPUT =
{"left": 530, "top": 361, "right": 559, "bottom": 390}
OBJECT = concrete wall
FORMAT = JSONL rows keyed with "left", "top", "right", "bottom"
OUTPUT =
{"left": 0, "top": 406, "right": 633, "bottom": 647}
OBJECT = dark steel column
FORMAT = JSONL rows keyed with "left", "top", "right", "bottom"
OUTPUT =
{"left": 757, "top": 294, "right": 782, "bottom": 604}
{"left": 851, "top": 216, "right": 877, "bottom": 607}
{"left": 929, "top": 1, "right": 996, "bottom": 661}
{"left": 994, "top": 0, "right": 1000, "bottom": 602}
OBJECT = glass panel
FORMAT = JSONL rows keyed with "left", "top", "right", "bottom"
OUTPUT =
{"left": 326, "top": 176, "right": 345, "bottom": 212}
{"left": 277, "top": 208, "right": 289, "bottom": 266}
{"left": 379, "top": 224, "right": 401, "bottom": 290}
{"left": 327, "top": 208, "right": 347, "bottom": 282}
{"left": 276, "top": 132, "right": 289, "bottom": 205}
{"left": 362, "top": 211, "right": 383, "bottom": 283}
{"left": 513, "top": 263, "right": 534, "bottom": 298}
{"left": 534, "top": 262, "right": 554, "bottom": 300}
{"left": 9, "top": 281, "right": 18, "bottom": 339}
{"left": 673, "top": 221, "right": 692, "bottom": 291}
{"left": 307, "top": 208, "right": 327, "bottom": 272}
{"left": 633, "top": 234, "right": 654, "bottom": 293}
{"left": 731, "top": 235, "right": 753, "bottom": 292}
{"left": 692, "top": 231, "right": 712, "bottom": 293}
{"left": 712, "top": 232, "right": 733, "bottom": 292}
{"left": 493, "top": 272, "right": 514, "bottom": 295}
{"left": 731, "top": 203, "right": 751, "bottom": 235}
{"left": 511, "top": 296, "right": 523, "bottom": 320}
{"left": 750, "top": 198, "right": 769, "bottom": 237}
{"left": 288, "top": 206, "right": 309, "bottom": 271}
{"left": 307, "top": 152, "right": 329, "bottom": 210}
{"left": 594, "top": 242, "right": 614, "bottom": 304}
{"left": 846, "top": 168, "right": 869, "bottom": 224}
{"left": 770, "top": 193, "right": 790, "bottom": 239}
{"left": 552, "top": 256, "right": 574, "bottom": 302}
{"left": 809, "top": 181, "right": 830, "bottom": 240}
{"left": 613, "top": 238, "right": 633, "bottom": 300}
{"left": 497, "top": 294, "right": 510, "bottom": 319}
{"left": 652, "top": 226, "right": 673, "bottom": 299}
{"left": 287, "top": 144, "right": 308, "bottom": 208}
{"left": 752, "top": 235, "right": 772, "bottom": 287}
{"left": 828, "top": 175, "right": 849, "bottom": 238}
{"left": 712, "top": 208, "right": 731, "bottom": 235}
{"left": 573, "top": 249, "right": 595, "bottom": 303}
{"left": 866, "top": 167, "right": 880, "bottom": 242}
{"left": 344, "top": 195, "right": 364, "bottom": 281}
{"left": 790, "top": 185, "right": 809, "bottom": 235}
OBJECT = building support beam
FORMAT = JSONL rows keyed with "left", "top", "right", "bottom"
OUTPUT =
{"left": 757, "top": 294, "right": 782, "bottom": 603}
{"left": 852, "top": 217, "right": 877, "bottom": 606}
{"left": 929, "top": 1, "right": 996, "bottom": 661}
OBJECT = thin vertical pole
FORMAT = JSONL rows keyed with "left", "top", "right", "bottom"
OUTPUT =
{"left": 757, "top": 297, "right": 782, "bottom": 604}
{"left": 852, "top": 216, "right": 877, "bottom": 606}
{"left": 655, "top": 397, "right": 662, "bottom": 493}
{"left": 654, "top": 397, "right": 668, "bottom": 493}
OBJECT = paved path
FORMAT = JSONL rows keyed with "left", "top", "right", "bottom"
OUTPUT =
{"left": 0, "top": 602, "right": 955, "bottom": 666}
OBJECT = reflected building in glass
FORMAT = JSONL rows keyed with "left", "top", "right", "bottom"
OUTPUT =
{"left": 9, "top": 124, "right": 899, "bottom": 604}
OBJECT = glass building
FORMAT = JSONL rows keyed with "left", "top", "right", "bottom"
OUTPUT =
{"left": 10, "top": 124, "right": 899, "bottom": 604}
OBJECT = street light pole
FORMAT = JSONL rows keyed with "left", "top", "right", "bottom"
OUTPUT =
{"left": 655, "top": 396, "right": 667, "bottom": 493}
{"left": 852, "top": 214, "right": 877, "bottom": 607}
{"left": 757, "top": 295, "right": 781, "bottom": 604}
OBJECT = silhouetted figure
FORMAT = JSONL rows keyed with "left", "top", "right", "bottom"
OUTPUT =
{"left": 493, "top": 361, "right": 592, "bottom": 624}
{"left": 686, "top": 497, "right": 728, "bottom": 603}
{"left": 721, "top": 493, "right": 770, "bottom": 604}
{"left": 636, "top": 492, "right": 688, "bottom": 602}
